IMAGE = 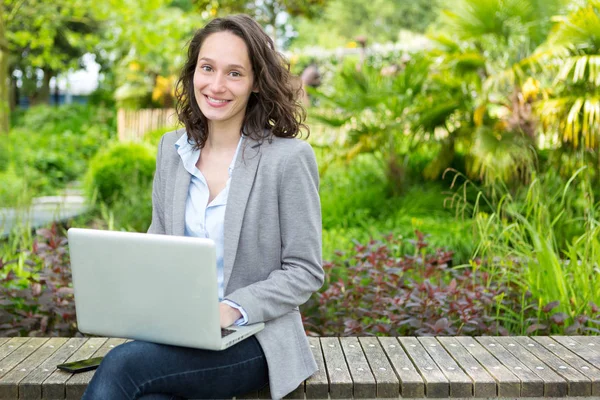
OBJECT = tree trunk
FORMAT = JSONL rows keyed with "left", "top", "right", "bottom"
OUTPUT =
{"left": 53, "top": 75, "right": 60, "bottom": 105}
{"left": 0, "top": 4, "right": 10, "bottom": 133}
{"left": 10, "top": 73, "right": 18, "bottom": 111}
{"left": 38, "top": 67, "right": 52, "bottom": 104}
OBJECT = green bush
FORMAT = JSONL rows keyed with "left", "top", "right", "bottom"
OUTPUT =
{"left": 85, "top": 141, "right": 156, "bottom": 205}
{"left": 7, "top": 104, "right": 115, "bottom": 195}
{"left": 0, "top": 166, "right": 30, "bottom": 207}
{"left": 143, "top": 126, "right": 177, "bottom": 148}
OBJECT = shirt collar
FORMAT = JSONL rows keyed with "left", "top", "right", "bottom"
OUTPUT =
{"left": 175, "top": 133, "right": 244, "bottom": 178}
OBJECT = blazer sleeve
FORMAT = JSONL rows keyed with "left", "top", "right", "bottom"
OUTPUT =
{"left": 147, "top": 135, "right": 166, "bottom": 235}
{"left": 225, "top": 141, "right": 324, "bottom": 323}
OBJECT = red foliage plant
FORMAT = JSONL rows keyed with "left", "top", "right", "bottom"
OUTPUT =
{"left": 301, "top": 231, "right": 599, "bottom": 336}
{"left": 0, "top": 223, "right": 78, "bottom": 337}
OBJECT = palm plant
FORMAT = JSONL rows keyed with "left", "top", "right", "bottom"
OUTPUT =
{"left": 418, "top": 0, "right": 569, "bottom": 185}
{"left": 534, "top": 1, "right": 600, "bottom": 166}
{"left": 309, "top": 55, "right": 431, "bottom": 191}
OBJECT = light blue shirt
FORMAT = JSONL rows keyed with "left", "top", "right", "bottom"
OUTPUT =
{"left": 175, "top": 133, "right": 248, "bottom": 325}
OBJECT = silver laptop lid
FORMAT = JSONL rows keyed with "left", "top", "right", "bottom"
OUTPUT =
{"left": 68, "top": 228, "right": 223, "bottom": 349}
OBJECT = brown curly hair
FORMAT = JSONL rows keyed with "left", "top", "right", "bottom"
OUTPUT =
{"left": 175, "top": 14, "right": 308, "bottom": 148}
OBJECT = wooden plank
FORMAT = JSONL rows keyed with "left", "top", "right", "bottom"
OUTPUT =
{"left": 359, "top": 337, "right": 399, "bottom": 398}
{"left": 456, "top": 336, "right": 520, "bottom": 397}
{"left": 42, "top": 338, "right": 106, "bottom": 400}
{"left": 0, "top": 338, "right": 66, "bottom": 400}
{"left": 417, "top": 337, "right": 472, "bottom": 398}
{"left": 0, "top": 339, "right": 7, "bottom": 348}
{"left": 513, "top": 336, "right": 591, "bottom": 396}
{"left": 0, "top": 338, "right": 46, "bottom": 381}
{"left": 19, "top": 338, "right": 87, "bottom": 400}
{"left": 398, "top": 337, "right": 448, "bottom": 398}
{"left": 65, "top": 338, "right": 127, "bottom": 400}
{"left": 305, "top": 337, "right": 328, "bottom": 399}
{"left": 0, "top": 338, "right": 30, "bottom": 362}
{"left": 339, "top": 337, "right": 375, "bottom": 398}
{"left": 534, "top": 336, "right": 600, "bottom": 396}
{"left": 437, "top": 336, "right": 496, "bottom": 398}
{"left": 494, "top": 336, "right": 567, "bottom": 397}
{"left": 552, "top": 336, "right": 600, "bottom": 365}
{"left": 320, "top": 337, "right": 352, "bottom": 399}
{"left": 568, "top": 335, "right": 600, "bottom": 350}
{"left": 378, "top": 337, "right": 424, "bottom": 398}
{"left": 476, "top": 337, "right": 544, "bottom": 397}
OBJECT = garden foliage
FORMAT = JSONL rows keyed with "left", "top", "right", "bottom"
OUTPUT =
{"left": 302, "top": 231, "right": 600, "bottom": 336}
{"left": 85, "top": 141, "right": 156, "bottom": 205}
{"left": 0, "top": 224, "right": 77, "bottom": 336}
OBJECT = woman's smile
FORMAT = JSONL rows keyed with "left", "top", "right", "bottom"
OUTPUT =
{"left": 204, "top": 95, "right": 231, "bottom": 108}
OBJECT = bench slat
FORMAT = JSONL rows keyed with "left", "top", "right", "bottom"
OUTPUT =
{"left": 554, "top": 336, "right": 600, "bottom": 362}
{"left": 0, "top": 338, "right": 47, "bottom": 384}
{"left": 456, "top": 336, "right": 520, "bottom": 397}
{"left": 417, "top": 336, "right": 472, "bottom": 398}
{"left": 437, "top": 336, "right": 496, "bottom": 398}
{"left": 378, "top": 337, "right": 424, "bottom": 398}
{"left": 320, "top": 337, "right": 352, "bottom": 399}
{"left": 42, "top": 338, "right": 107, "bottom": 400}
{"left": 19, "top": 338, "right": 87, "bottom": 400}
{"left": 399, "top": 337, "right": 448, "bottom": 398}
{"left": 476, "top": 336, "right": 544, "bottom": 397}
{"left": 305, "top": 337, "right": 328, "bottom": 399}
{"left": 533, "top": 336, "right": 600, "bottom": 395}
{"left": 0, "top": 340, "right": 7, "bottom": 348}
{"left": 358, "top": 337, "right": 399, "bottom": 398}
{"left": 495, "top": 336, "right": 567, "bottom": 397}
{"left": 0, "top": 337, "right": 66, "bottom": 400}
{"left": 0, "top": 338, "right": 30, "bottom": 363}
{"left": 65, "top": 337, "right": 127, "bottom": 400}
{"left": 339, "top": 337, "right": 375, "bottom": 398}
{"left": 514, "top": 336, "right": 591, "bottom": 396}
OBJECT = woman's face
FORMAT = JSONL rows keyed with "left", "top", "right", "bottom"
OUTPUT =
{"left": 193, "top": 31, "right": 256, "bottom": 130}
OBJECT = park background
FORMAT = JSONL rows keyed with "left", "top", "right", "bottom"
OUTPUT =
{"left": 0, "top": 0, "right": 599, "bottom": 338}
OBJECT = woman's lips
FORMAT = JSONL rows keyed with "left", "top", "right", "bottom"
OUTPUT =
{"left": 205, "top": 95, "right": 231, "bottom": 108}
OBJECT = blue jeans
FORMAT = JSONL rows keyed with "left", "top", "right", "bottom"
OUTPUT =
{"left": 81, "top": 337, "right": 269, "bottom": 400}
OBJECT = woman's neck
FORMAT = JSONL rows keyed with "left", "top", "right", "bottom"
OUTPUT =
{"left": 205, "top": 120, "right": 243, "bottom": 150}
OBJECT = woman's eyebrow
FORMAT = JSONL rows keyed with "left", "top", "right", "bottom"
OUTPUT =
{"left": 198, "top": 57, "right": 247, "bottom": 71}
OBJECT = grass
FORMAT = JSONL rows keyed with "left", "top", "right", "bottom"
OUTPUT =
{"left": 457, "top": 167, "right": 600, "bottom": 333}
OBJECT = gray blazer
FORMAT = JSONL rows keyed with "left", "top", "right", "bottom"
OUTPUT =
{"left": 148, "top": 129, "right": 324, "bottom": 399}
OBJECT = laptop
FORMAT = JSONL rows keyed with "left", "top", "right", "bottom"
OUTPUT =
{"left": 67, "top": 228, "right": 264, "bottom": 351}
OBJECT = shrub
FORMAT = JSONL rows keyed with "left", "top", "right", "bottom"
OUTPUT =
{"left": 302, "top": 231, "right": 600, "bottom": 336}
{"left": 0, "top": 166, "right": 30, "bottom": 207}
{"left": 0, "top": 223, "right": 78, "bottom": 336}
{"left": 7, "top": 104, "right": 114, "bottom": 194}
{"left": 85, "top": 141, "right": 156, "bottom": 205}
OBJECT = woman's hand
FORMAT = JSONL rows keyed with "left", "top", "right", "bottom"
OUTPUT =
{"left": 219, "top": 302, "right": 242, "bottom": 328}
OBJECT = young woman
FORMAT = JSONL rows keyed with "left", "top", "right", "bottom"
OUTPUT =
{"left": 82, "top": 14, "right": 323, "bottom": 400}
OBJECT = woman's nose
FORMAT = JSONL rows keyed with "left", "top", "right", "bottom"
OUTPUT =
{"left": 210, "top": 73, "right": 226, "bottom": 92}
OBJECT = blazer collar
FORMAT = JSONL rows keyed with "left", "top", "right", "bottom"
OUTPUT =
{"left": 170, "top": 134, "right": 263, "bottom": 291}
{"left": 223, "top": 136, "right": 262, "bottom": 292}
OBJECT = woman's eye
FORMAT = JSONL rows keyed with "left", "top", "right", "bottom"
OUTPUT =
{"left": 200, "top": 65, "right": 212, "bottom": 72}
{"left": 230, "top": 71, "right": 241, "bottom": 77}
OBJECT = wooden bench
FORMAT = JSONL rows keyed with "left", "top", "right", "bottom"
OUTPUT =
{"left": 0, "top": 335, "right": 599, "bottom": 399}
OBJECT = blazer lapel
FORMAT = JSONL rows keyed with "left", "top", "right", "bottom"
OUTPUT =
{"left": 223, "top": 137, "right": 262, "bottom": 292}
{"left": 171, "top": 159, "right": 191, "bottom": 236}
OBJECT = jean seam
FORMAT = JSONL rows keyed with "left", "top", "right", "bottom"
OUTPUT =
{"left": 133, "top": 354, "right": 265, "bottom": 399}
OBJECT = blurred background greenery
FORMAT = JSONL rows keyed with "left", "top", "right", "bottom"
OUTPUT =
{"left": 1, "top": 0, "right": 599, "bottom": 336}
